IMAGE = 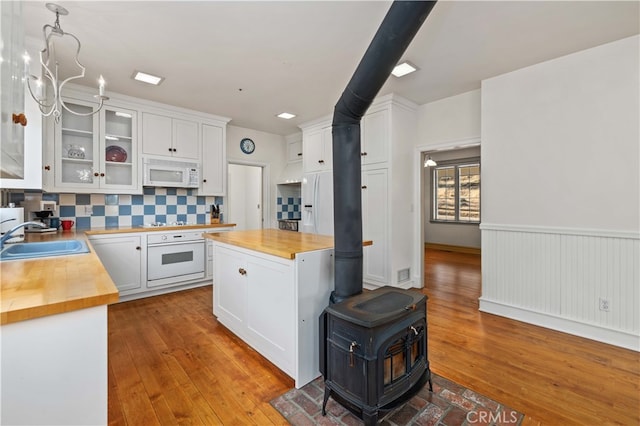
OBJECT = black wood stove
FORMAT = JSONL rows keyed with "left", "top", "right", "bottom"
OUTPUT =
{"left": 319, "top": 287, "right": 432, "bottom": 425}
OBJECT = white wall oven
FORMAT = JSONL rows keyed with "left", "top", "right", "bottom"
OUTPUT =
{"left": 147, "top": 230, "right": 205, "bottom": 287}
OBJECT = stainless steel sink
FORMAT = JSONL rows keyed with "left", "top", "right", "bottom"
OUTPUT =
{"left": 0, "top": 240, "right": 90, "bottom": 261}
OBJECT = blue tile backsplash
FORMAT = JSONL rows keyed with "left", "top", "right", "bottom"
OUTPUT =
{"left": 10, "top": 188, "right": 222, "bottom": 229}
{"left": 276, "top": 196, "right": 301, "bottom": 220}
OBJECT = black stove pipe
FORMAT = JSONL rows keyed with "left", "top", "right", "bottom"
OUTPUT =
{"left": 330, "top": 1, "right": 437, "bottom": 304}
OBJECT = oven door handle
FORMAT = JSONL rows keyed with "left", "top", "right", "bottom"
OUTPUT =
{"left": 148, "top": 240, "right": 203, "bottom": 248}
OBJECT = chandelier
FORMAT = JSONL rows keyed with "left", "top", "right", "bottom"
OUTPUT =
{"left": 24, "top": 3, "right": 109, "bottom": 123}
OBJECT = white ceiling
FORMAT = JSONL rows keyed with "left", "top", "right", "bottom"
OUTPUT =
{"left": 22, "top": 1, "right": 640, "bottom": 136}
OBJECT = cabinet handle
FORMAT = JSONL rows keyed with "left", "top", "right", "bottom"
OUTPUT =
{"left": 361, "top": 152, "right": 367, "bottom": 156}
{"left": 136, "top": 246, "right": 141, "bottom": 250}
{"left": 94, "top": 172, "right": 100, "bottom": 177}
{"left": 168, "top": 147, "right": 172, "bottom": 152}
{"left": 44, "top": 165, "right": 51, "bottom": 171}
{"left": 361, "top": 185, "right": 367, "bottom": 189}
{"left": 100, "top": 173, "right": 105, "bottom": 177}
{"left": 173, "top": 148, "right": 177, "bottom": 152}
{"left": 12, "top": 113, "right": 27, "bottom": 127}
{"left": 318, "top": 159, "right": 324, "bottom": 164}
{"left": 297, "top": 153, "right": 302, "bottom": 156}
{"left": 238, "top": 268, "right": 247, "bottom": 275}
{"left": 203, "top": 179, "right": 207, "bottom": 183}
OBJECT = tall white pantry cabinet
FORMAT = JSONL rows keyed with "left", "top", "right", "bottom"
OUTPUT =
{"left": 299, "top": 94, "right": 418, "bottom": 289}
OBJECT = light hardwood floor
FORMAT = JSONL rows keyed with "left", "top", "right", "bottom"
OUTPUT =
{"left": 108, "top": 249, "right": 639, "bottom": 425}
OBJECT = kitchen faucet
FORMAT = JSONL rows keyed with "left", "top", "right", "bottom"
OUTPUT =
{"left": 0, "top": 222, "right": 48, "bottom": 249}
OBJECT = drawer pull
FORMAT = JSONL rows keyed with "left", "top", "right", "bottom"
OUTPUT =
{"left": 238, "top": 268, "right": 247, "bottom": 276}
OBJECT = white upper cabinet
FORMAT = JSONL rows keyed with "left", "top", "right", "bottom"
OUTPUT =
{"left": 172, "top": 118, "right": 199, "bottom": 160}
{"left": 200, "top": 123, "right": 226, "bottom": 196}
{"left": 142, "top": 113, "right": 199, "bottom": 160}
{"left": 302, "top": 125, "right": 332, "bottom": 173}
{"left": 49, "top": 95, "right": 138, "bottom": 193}
{"left": 361, "top": 108, "right": 389, "bottom": 166}
{"left": 287, "top": 139, "right": 303, "bottom": 163}
{"left": 0, "top": 4, "right": 43, "bottom": 190}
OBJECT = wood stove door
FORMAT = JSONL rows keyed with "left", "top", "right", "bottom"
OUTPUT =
{"left": 378, "top": 318, "right": 427, "bottom": 407}
{"left": 326, "top": 334, "right": 368, "bottom": 403}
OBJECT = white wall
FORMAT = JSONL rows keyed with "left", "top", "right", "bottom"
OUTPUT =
{"left": 482, "top": 37, "right": 639, "bottom": 232}
{"left": 417, "top": 89, "right": 481, "bottom": 145}
{"left": 416, "top": 90, "right": 482, "bottom": 248}
{"left": 226, "top": 125, "right": 286, "bottom": 228}
{"left": 480, "top": 35, "right": 640, "bottom": 350}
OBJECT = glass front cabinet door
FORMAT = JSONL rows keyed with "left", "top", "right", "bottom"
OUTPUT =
{"left": 101, "top": 106, "right": 136, "bottom": 190}
{"left": 54, "top": 98, "right": 137, "bottom": 193}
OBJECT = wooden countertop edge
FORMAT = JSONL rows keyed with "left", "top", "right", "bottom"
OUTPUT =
{"left": 85, "top": 223, "right": 237, "bottom": 235}
{"left": 1, "top": 291, "right": 119, "bottom": 325}
{"left": 205, "top": 229, "right": 373, "bottom": 260}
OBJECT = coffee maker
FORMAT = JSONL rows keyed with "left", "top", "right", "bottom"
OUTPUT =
{"left": 22, "top": 200, "right": 59, "bottom": 232}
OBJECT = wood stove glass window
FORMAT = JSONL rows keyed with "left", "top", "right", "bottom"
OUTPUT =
{"left": 384, "top": 338, "right": 407, "bottom": 385}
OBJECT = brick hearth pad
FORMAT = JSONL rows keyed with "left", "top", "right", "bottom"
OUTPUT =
{"left": 270, "top": 373, "right": 524, "bottom": 425}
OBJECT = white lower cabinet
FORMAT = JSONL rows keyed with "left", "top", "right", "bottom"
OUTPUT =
{"left": 213, "top": 242, "right": 333, "bottom": 388}
{"left": 362, "top": 168, "right": 389, "bottom": 285}
{"left": 90, "top": 227, "right": 234, "bottom": 301}
{"left": 89, "top": 235, "right": 144, "bottom": 295}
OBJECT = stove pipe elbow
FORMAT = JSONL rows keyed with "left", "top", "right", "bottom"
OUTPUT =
{"left": 330, "top": 1, "right": 437, "bottom": 303}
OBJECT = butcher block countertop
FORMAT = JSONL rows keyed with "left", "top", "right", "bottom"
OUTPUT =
{"left": 1, "top": 224, "right": 235, "bottom": 325}
{"left": 205, "top": 228, "right": 372, "bottom": 260}
{"left": 0, "top": 231, "right": 118, "bottom": 325}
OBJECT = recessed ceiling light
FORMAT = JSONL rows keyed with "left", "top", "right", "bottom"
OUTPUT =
{"left": 391, "top": 61, "right": 418, "bottom": 77}
{"left": 132, "top": 71, "right": 164, "bottom": 85}
{"left": 277, "top": 112, "right": 296, "bottom": 119}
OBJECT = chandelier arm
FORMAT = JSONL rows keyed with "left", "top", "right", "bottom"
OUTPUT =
{"left": 59, "top": 96, "right": 105, "bottom": 117}
{"left": 64, "top": 32, "right": 87, "bottom": 76}
{"left": 25, "top": 75, "right": 56, "bottom": 117}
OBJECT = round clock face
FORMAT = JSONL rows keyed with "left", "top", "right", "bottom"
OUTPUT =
{"left": 240, "top": 138, "right": 255, "bottom": 154}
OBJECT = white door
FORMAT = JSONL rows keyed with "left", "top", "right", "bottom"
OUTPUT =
{"left": 228, "top": 164, "right": 262, "bottom": 230}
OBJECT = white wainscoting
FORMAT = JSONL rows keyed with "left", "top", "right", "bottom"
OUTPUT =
{"left": 480, "top": 224, "right": 639, "bottom": 351}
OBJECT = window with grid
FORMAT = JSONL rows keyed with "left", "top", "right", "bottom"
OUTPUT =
{"left": 432, "top": 161, "right": 480, "bottom": 223}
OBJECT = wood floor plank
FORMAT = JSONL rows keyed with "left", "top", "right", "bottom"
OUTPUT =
{"left": 108, "top": 250, "right": 639, "bottom": 425}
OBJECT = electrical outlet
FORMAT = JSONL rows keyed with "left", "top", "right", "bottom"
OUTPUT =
{"left": 599, "top": 298, "right": 610, "bottom": 312}
{"left": 84, "top": 205, "right": 93, "bottom": 215}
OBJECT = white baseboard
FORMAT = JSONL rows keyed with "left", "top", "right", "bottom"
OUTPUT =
{"left": 479, "top": 298, "right": 640, "bottom": 352}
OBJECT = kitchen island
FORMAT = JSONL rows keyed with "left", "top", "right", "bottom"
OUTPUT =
{"left": 1, "top": 230, "right": 119, "bottom": 425}
{"left": 205, "top": 229, "right": 370, "bottom": 388}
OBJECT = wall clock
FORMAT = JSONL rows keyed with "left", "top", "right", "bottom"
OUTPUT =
{"left": 240, "top": 138, "right": 255, "bottom": 154}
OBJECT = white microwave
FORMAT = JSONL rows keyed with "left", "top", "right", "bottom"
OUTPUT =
{"left": 143, "top": 157, "right": 200, "bottom": 188}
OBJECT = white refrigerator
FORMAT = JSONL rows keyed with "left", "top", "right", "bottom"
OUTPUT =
{"left": 301, "top": 171, "right": 334, "bottom": 235}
